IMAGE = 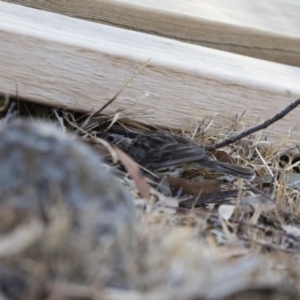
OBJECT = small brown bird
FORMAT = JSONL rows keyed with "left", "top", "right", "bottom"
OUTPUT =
{"left": 102, "top": 126, "right": 255, "bottom": 180}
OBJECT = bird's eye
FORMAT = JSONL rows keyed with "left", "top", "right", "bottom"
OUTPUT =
{"left": 107, "top": 135, "right": 115, "bottom": 142}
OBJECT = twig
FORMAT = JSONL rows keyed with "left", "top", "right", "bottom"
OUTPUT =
{"left": 232, "top": 109, "right": 246, "bottom": 131}
{"left": 255, "top": 148, "right": 275, "bottom": 179}
{"left": 94, "top": 58, "right": 150, "bottom": 115}
{"left": 77, "top": 58, "right": 150, "bottom": 133}
{"left": 206, "top": 97, "right": 300, "bottom": 151}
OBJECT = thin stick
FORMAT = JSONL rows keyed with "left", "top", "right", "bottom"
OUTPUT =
{"left": 255, "top": 148, "right": 275, "bottom": 178}
{"left": 206, "top": 97, "right": 300, "bottom": 151}
{"left": 77, "top": 58, "right": 150, "bottom": 133}
{"left": 95, "top": 58, "right": 151, "bottom": 115}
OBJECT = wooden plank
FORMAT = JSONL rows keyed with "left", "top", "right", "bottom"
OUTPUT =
{"left": 3, "top": 0, "right": 300, "bottom": 67}
{"left": 1, "top": 1, "right": 300, "bottom": 144}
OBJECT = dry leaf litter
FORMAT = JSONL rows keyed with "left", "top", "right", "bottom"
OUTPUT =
{"left": 0, "top": 95, "right": 300, "bottom": 299}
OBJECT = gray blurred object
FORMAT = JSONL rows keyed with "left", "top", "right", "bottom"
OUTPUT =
{"left": 0, "top": 119, "right": 137, "bottom": 288}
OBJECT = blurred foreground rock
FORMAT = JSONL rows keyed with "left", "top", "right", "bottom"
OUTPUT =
{"left": 0, "top": 119, "right": 137, "bottom": 298}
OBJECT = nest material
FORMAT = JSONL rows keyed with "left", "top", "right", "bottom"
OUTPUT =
{"left": 0, "top": 95, "right": 300, "bottom": 299}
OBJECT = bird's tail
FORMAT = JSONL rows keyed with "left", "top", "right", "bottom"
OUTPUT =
{"left": 201, "top": 160, "right": 255, "bottom": 180}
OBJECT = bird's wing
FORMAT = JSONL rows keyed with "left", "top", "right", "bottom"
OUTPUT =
{"left": 128, "top": 132, "right": 210, "bottom": 169}
{"left": 103, "top": 127, "right": 255, "bottom": 179}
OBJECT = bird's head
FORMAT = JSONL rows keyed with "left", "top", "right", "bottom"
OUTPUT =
{"left": 101, "top": 131, "right": 133, "bottom": 152}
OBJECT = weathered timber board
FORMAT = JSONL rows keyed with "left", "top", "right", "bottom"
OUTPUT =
{"left": 3, "top": 0, "right": 300, "bottom": 66}
{"left": 1, "top": 1, "right": 300, "bottom": 144}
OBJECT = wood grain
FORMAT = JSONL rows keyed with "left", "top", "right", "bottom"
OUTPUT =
{"left": 1, "top": 1, "right": 300, "bottom": 145}
{"left": 3, "top": 0, "right": 300, "bottom": 66}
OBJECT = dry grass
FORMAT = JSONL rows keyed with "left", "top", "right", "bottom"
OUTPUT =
{"left": 1, "top": 95, "right": 300, "bottom": 299}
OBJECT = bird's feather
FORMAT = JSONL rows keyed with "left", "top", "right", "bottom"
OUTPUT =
{"left": 102, "top": 126, "right": 255, "bottom": 179}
